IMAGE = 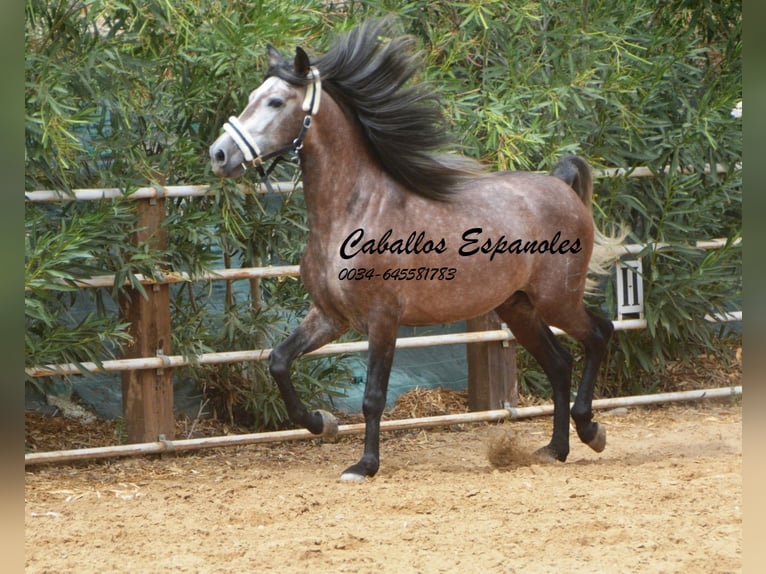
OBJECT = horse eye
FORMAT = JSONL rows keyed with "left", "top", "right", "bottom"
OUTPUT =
{"left": 267, "top": 97, "right": 284, "bottom": 109}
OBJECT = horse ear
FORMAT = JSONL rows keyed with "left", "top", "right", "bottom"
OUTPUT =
{"left": 267, "top": 44, "right": 284, "bottom": 69}
{"left": 294, "top": 46, "right": 311, "bottom": 76}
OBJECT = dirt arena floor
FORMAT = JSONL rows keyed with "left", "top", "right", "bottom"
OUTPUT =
{"left": 25, "top": 396, "right": 741, "bottom": 574}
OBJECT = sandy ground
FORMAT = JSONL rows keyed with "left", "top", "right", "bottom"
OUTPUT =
{"left": 25, "top": 400, "right": 741, "bottom": 573}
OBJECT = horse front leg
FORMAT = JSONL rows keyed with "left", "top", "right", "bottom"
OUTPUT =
{"left": 268, "top": 306, "right": 347, "bottom": 437}
{"left": 340, "top": 319, "right": 398, "bottom": 481}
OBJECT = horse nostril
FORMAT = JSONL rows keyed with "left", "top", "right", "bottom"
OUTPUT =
{"left": 214, "top": 148, "right": 226, "bottom": 164}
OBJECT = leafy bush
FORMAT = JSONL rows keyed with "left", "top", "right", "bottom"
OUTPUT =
{"left": 25, "top": 0, "right": 741, "bottom": 422}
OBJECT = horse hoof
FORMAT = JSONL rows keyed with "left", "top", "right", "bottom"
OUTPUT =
{"left": 533, "top": 445, "right": 565, "bottom": 463}
{"left": 339, "top": 472, "right": 366, "bottom": 483}
{"left": 340, "top": 457, "right": 378, "bottom": 480}
{"left": 315, "top": 409, "right": 338, "bottom": 439}
{"left": 587, "top": 423, "right": 606, "bottom": 452}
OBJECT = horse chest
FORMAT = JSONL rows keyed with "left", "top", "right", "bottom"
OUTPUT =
{"left": 300, "top": 243, "right": 371, "bottom": 319}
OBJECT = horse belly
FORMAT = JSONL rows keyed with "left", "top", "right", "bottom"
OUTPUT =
{"left": 394, "top": 256, "right": 534, "bottom": 325}
{"left": 328, "top": 244, "right": 535, "bottom": 327}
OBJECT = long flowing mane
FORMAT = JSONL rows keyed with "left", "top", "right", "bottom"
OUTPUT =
{"left": 268, "top": 19, "right": 486, "bottom": 201}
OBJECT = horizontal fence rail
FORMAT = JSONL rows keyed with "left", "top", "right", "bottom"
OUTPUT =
{"left": 24, "top": 182, "right": 295, "bottom": 202}
{"left": 40, "top": 265, "right": 302, "bottom": 290}
{"left": 24, "top": 163, "right": 735, "bottom": 203}
{"left": 27, "top": 319, "right": 652, "bottom": 378}
{"left": 24, "top": 385, "right": 742, "bottom": 466}
{"left": 27, "top": 309, "right": 743, "bottom": 378}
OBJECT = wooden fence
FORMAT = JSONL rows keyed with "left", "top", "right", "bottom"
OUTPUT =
{"left": 25, "top": 166, "right": 741, "bottom": 443}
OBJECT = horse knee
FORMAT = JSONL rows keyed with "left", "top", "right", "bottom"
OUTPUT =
{"left": 268, "top": 348, "right": 289, "bottom": 381}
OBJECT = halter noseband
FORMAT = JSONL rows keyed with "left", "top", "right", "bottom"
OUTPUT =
{"left": 222, "top": 67, "right": 321, "bottom": 192}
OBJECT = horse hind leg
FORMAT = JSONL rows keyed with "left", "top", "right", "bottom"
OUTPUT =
{"left": 494, "top": 292, "right": 574, "bottom": 462}
{"left": 567, "top": 308, "right": 614, "bottom": 452}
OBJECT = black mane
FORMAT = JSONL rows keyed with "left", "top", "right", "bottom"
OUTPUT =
{"left": 268, "top": 19, "right": 485, "bottom": 201}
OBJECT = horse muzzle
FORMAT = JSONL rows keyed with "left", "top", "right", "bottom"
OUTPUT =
{"left": 209, "top": 134, "right": 246, "bottom": 178}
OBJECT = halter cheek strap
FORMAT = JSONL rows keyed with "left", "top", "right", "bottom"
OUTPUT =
{"left": 302, "top": 66, "right": 321, "bottom": 114}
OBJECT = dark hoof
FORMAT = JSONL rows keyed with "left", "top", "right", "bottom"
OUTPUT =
{"left": 314, "top": 409, "right": 338, "bottom": 440}
{"left": 587, "top": 422, "right": 606, "bottom": 452}
{"left": 340, "top": 456, "right": 379, "bottom": 481}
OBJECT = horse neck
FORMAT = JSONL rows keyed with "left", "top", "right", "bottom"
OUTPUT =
{"left": 298, "top": 94, "right": 386, "bottom": 232}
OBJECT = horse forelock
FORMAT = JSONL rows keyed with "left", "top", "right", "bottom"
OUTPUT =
{"left": 268, "top": 19, "right": 486, "bottom": 201}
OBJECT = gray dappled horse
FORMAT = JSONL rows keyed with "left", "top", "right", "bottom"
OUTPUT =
{"left": 209, "top": 20, "right": 623, "bottom": 481}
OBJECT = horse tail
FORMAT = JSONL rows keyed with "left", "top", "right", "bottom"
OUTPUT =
{"left": 551, "top": 155, "right": 628, "bottom": 293}
{"left": 551, "top": 155, "right": 593, "bottom": 206}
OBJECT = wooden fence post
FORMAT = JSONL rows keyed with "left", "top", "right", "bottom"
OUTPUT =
{"left": 119, "top": 197, "right": 174, "bottom": 443}
{"left": 466, "top": 312, "right": 517, "bottom": 411}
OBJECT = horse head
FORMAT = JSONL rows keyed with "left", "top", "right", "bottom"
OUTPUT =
{"left": 209, "top": 46, "right": 320, "bottom": 178}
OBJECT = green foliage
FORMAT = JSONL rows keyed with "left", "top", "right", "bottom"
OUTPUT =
{"left": 25, "top": 0, "right": 342, "bottom": 426}
{"left": 25, "top": 200, "right": 145, "bottom": 369}
{"left": 26, "top": 0, "right": 741, "bottom": 421}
